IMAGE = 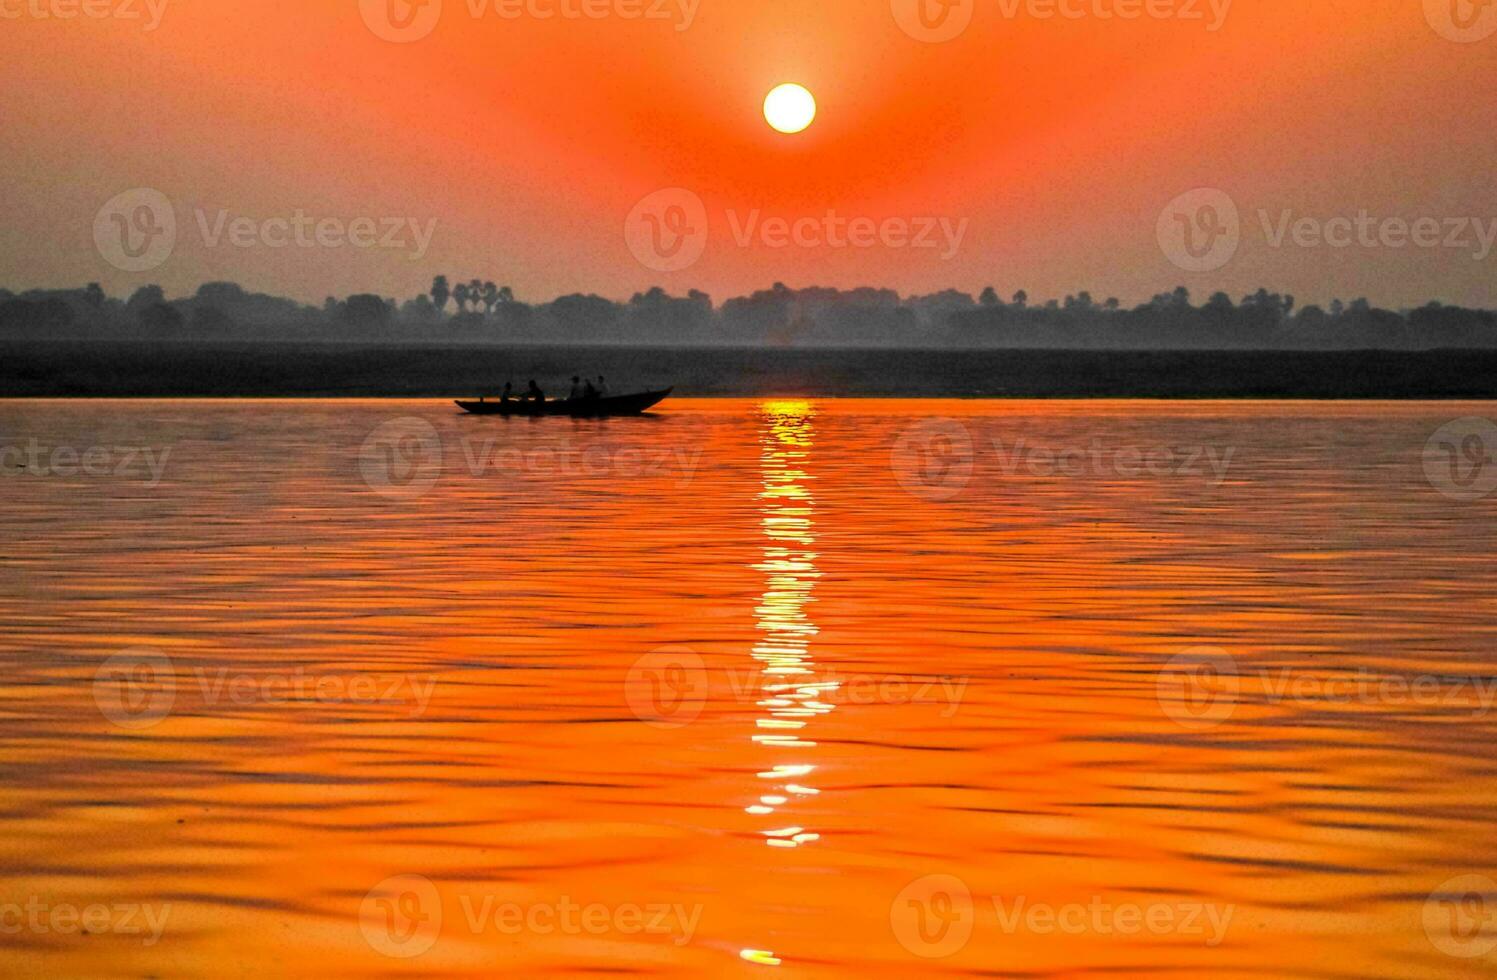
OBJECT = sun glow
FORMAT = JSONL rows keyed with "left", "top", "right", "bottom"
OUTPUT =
{"left": 763, "top": 84, "right": 816, "bottom": 134}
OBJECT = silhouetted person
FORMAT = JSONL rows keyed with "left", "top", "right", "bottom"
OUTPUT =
{"left": 500, "top": 381, "right": 513, "bottom": 404}
{"left": 596, "top": 375, "right": 609, "bottom": 397}
{"left": 568, "top": 376, "right": 584, "bottom": 400}
{"left": 526, "top": 380, "right": 544, "bottom": 402}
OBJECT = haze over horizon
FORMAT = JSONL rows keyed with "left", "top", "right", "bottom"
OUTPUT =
{"left": 3, "top": 0, "right": 1494, "bottom": 311}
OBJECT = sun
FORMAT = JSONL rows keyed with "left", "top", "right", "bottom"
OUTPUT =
{"left": 763, "top": 83, "right": 817, "bottom": 135}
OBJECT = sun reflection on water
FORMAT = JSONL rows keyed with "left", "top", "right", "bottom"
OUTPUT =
{"left": 739, "top": 400, "right": 827, "bottom": 969}
{"left": 747, "top": 401, "right": 828, "bottom": 847}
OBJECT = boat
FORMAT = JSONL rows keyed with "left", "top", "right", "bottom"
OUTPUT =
{"left": 454, "top": 388, "right": 673, "bottom": 417}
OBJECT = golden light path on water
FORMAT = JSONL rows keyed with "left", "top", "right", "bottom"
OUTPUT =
{"left": 741, "top": 401, "right": 827, "bottom": 969}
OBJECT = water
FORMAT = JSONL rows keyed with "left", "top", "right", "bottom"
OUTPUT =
{"left": 1, "top": 398, "right": 1495, "bottom": 978}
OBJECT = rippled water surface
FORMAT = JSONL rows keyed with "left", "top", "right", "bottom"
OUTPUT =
{"left": 2, "top": 398, "right": 1496, "bottom": 978}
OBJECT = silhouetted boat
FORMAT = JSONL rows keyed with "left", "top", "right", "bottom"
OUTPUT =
{"left": 455, "top": 388, "right": 673, "bottom": 417}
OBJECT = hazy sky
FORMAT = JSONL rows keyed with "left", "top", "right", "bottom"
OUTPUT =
{"left": 2, "top": 0, "right": 1494, "bottom": 309}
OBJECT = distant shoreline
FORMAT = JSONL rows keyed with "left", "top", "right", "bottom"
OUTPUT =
{"left": 4, "top": 342, "right": 1497, "bottom": 400}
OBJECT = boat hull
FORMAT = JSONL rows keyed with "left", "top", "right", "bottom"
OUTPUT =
{"left": 455, "top": 388, "right": 673, "bottom": 417}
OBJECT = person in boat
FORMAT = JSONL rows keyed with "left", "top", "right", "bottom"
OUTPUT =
{"left": 525, "top": 380, "right": 544, "bottom": 403}
{"left": 499, "top": 382, "right": 513, "bottom": 404}
{"left": 568, "top": 376, "right": 584, "bottom": 400}
{"left": 595, "top": 376, "right": 609, "bottom": 397}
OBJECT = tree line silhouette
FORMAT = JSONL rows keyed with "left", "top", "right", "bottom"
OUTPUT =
{"left": 2, "top": 278, "right": 1492, "bottom": 349}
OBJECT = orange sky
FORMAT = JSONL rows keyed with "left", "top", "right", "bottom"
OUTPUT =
{"left": 2, "top": 0, "right": 1493, "bottom": 308}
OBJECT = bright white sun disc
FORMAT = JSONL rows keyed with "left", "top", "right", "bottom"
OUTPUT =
{"left": 764, "top": 83, "right": 816, "bottom": 134}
